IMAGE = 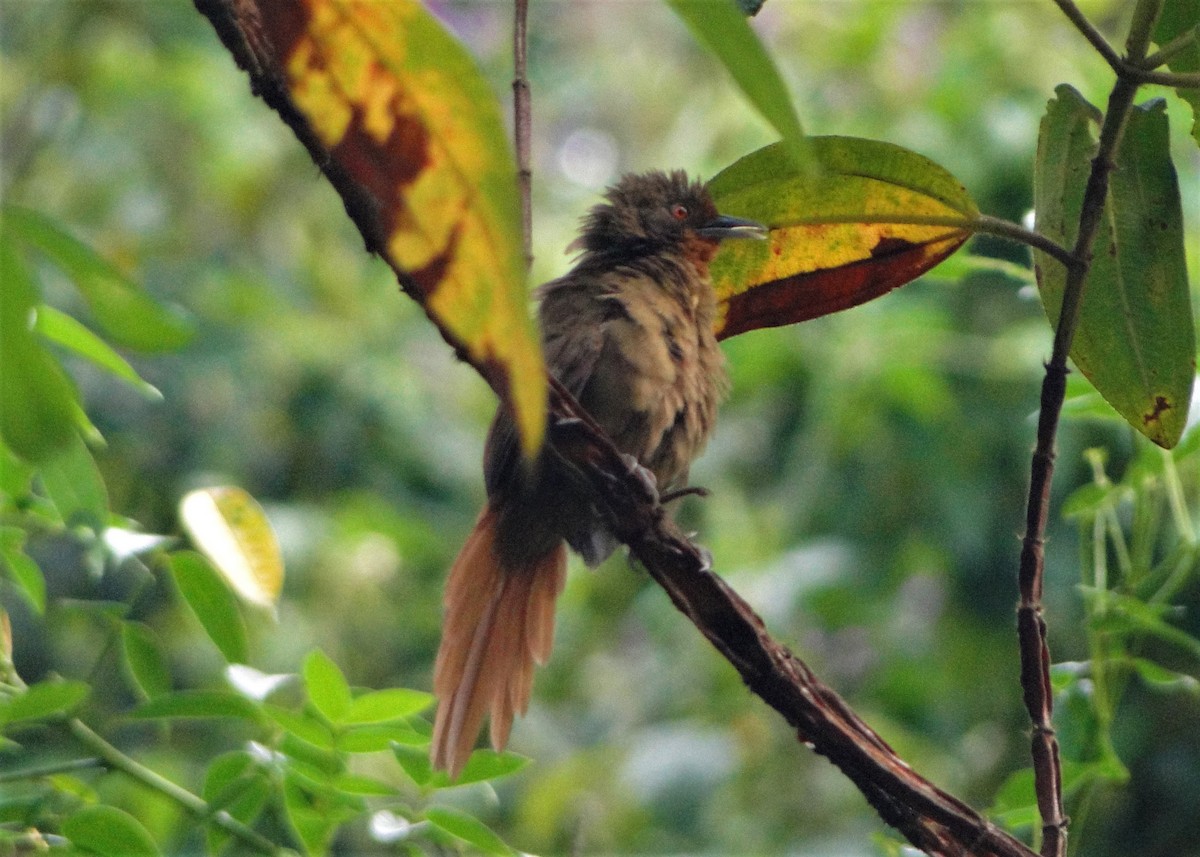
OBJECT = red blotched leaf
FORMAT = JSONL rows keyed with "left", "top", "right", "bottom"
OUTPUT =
{"left": 195, "top": 0, "right": 545, "bottom": 453}
{"left": 707, "top": 138, "right": 976, "bottom": 340}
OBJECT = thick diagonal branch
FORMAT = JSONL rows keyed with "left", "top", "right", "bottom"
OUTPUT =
{"left": 548, "top": 380, "right": 1035, "bottom": 857}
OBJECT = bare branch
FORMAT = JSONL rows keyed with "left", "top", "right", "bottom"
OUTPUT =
{"left": 513, "top": 0, "right": 533, "bottom": 271}
{"left": 546, "top": 378, "right": 1038, "bottom": 857}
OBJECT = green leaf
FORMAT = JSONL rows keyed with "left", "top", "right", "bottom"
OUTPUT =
{"left": 425, "top": 806, "right": 515, "bottom": 857}
{"left": 0, "top": 234, "right": 78, "bottom": 463}
{"left": 337, "top": 721, "right": 429, "bottom": 753}
{"left": 1154, "top": 0, "right": 1200, "bottom": 146}
{"left": 0, "top": 531, "right": 45, "bottom": 613}
{"left": 667, "top": 0, "right": 807, "bottom": 165}
{"left": 1084, "top": 587, "right": 1200, "bottom": 659}
{"left": 1129, "top": 657, "right": 1200, "bottom": 694}
{"left": 988, "top": 767, "right": 1037, "bottom": 829}
{"left": 450, "top": 748, "right": 531, "bottom": 787}
{"left": 342, "top": 687, "right": 433, "bottom": 724}
{"left": 282, "top": 773, "right": 351, "bottom": 856}
{"left": 203, "top": 752, "right": 271, "bottom": 856}
{"left": 1034, "top": 87, "right": 1194, "bottom": 447}
{"left": 1061, "top": 482, "right": 1117, "bottom": 519}
{"left": 708, "top": 137, "right": 975, "bottom": 339}
{"left": 1, "top": 206, "right": 192, "bottom": 352}
{"left": 333, "top": 772, "right": 397, "bottom": 795}
{"left": 2, "top": 679, "right": 90, "bottom": 725}
{"left": 129, "top": 689, "right": 263, "bottom": 721}
{"left": 303, "top": 649, "right": 352, "bottom": 723}
{"left": 37, "top": 433, "right": 109, "bottom": 530}
{"left": 169, "top": 551, "right": 249, "bottom": 664}
{"left": 264, "top": 703, "right": 337, "bottom": 750}
{"left": 34, "top": 305, "right": 162, "bottom": 398}
{"left": 392, "top": 742, "right": 434, "bottom": 787}
{"left": 63, "top": 805, "right": 160, "bottom": 857}
{"left": 120, "top": 622, "right": 172, "bottom": 699}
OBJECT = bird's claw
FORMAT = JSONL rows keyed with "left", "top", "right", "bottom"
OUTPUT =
{"left": 619, "top": 454, "right": 660, "bottom": 500}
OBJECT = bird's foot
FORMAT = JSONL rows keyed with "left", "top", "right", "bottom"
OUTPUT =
{"left": 619, "top": 453, "right": 660, "bottom": 501}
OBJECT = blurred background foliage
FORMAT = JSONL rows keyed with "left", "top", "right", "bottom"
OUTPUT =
{"left": 2, "top": 0, "right": 1199, "bottom": 855}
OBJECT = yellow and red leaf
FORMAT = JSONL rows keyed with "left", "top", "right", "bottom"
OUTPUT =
{"left": 707, "top": 138, "right": 977, "bottom": 339}
{"left": 196, "top": 0, "right": 545, "bottom": 453}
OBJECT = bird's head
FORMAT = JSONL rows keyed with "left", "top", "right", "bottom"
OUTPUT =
{"left": 574, "top": 171, "right": 766, "bottom": 259}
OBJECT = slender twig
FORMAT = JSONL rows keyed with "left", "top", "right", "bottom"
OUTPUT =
{"left": 66, "top": 719, "right": 283, "bottom": 856}
{"left": 763, "top": 212, "right": 1075, "bottom": 269}
{"left": 1018, "top": 3, "right": 1158, "bottom": 854}
{"left": 0, "top": 756, "right": 103, "bottom": 783}
{"left": 1051, "top": 0, "right": 1124, "bottom": 72}
{"left": 1053, "top": 0, "right": 1200, "bottom": 87}
{"left": 1127, "top": 67, "right": 1200, "bottom": 87}
{"left": 1140, "top": 26, "right": 1199, "bottom": 70}
{"left": 513, "top": 0, "right": 533, "bottom": 270}
{"left": 971, "top": 215, "right": 1077, "bottom": 268}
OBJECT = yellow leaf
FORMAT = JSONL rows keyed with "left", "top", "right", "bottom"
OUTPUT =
{"left": 179, "top": 487, "right": 283, "bottom": 610}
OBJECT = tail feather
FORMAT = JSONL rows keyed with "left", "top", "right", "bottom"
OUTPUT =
{"left": 431, "top": 506, "right": 567, "bottom": 777}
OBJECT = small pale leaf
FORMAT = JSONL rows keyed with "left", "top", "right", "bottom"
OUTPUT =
{"left": 179, "top": 486, "right": 283, "bottom": 609}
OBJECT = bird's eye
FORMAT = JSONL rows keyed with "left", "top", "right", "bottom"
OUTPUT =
{"left": 671, "top": 204, "right": 689, "bottom": 221}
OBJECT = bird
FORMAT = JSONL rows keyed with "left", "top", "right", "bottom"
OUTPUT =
{"left": 430, "top": 170, "right": 767, "bottom": 776}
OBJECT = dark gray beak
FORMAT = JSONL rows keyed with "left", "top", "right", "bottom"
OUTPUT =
{"left": 697, "top": 213, "right": 769, "bottom": 241}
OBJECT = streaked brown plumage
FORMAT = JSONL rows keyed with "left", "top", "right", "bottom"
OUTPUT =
{"left": 431, "top": 171, "right": 766, "bottom": 776}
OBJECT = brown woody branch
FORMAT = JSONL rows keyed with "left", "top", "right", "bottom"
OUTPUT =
{"left": 513, "top": 0, "right": 533, "bottom": 270}
{"left": 1018, "top": 2, "right": 1160, "bottom": 855}
{"left": 547, "top": 379, "right": 1036, "bottom": 857}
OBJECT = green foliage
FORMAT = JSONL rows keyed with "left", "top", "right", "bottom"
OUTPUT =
{"left": 1, "top": 0, "right": 1198, "bottom": 855}
{"left": 1034, "top": 87, "right": 1194, "bottom": 448}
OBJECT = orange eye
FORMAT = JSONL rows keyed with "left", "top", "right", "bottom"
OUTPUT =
{"left": 671, "top": 204, "right": 689, "bottom": 221}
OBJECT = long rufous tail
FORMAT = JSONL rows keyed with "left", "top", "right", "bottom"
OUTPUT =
{"left": 430, "top": 506, "right": 567, "bottom": 777}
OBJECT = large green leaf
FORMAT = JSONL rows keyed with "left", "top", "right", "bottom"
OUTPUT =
{"left": 0, "top": 528, "right": 45, "bottom": 613}
{"left": 121, "top": 622, "right": 173, "bottom": 699}
{"left": 1034, "top": 86, "right": 1194, "bottom": 447}
{"left": 708, "top": 137, "right": 975, "bottom": 338}
{"left": 667, "top": 0, "right": 807, "bottom": 163}
{"left": 1154, "top": 0, "right": 1200, "bottom": 146}
{"left": 195, "top": 0, "right": 545, "bottom": 455}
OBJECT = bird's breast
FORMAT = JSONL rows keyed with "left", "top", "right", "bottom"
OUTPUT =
{"left": 579, "top": 274, "right": 725, "bottom": 490}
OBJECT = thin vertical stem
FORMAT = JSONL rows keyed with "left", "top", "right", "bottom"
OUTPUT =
{"left": 1019, "top": 2, "right": 1156, "bottom": 853}
{"left": 513, "top": 0, "right": 533, "bottom": 271}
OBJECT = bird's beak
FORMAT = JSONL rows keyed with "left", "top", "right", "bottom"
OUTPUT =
{"left": 696, "top": 214, "right": 769, "bottom": 241}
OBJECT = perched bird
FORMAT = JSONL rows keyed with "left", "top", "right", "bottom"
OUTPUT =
{"left": 430, "top": 171, "right": 766, "bottom": 776}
